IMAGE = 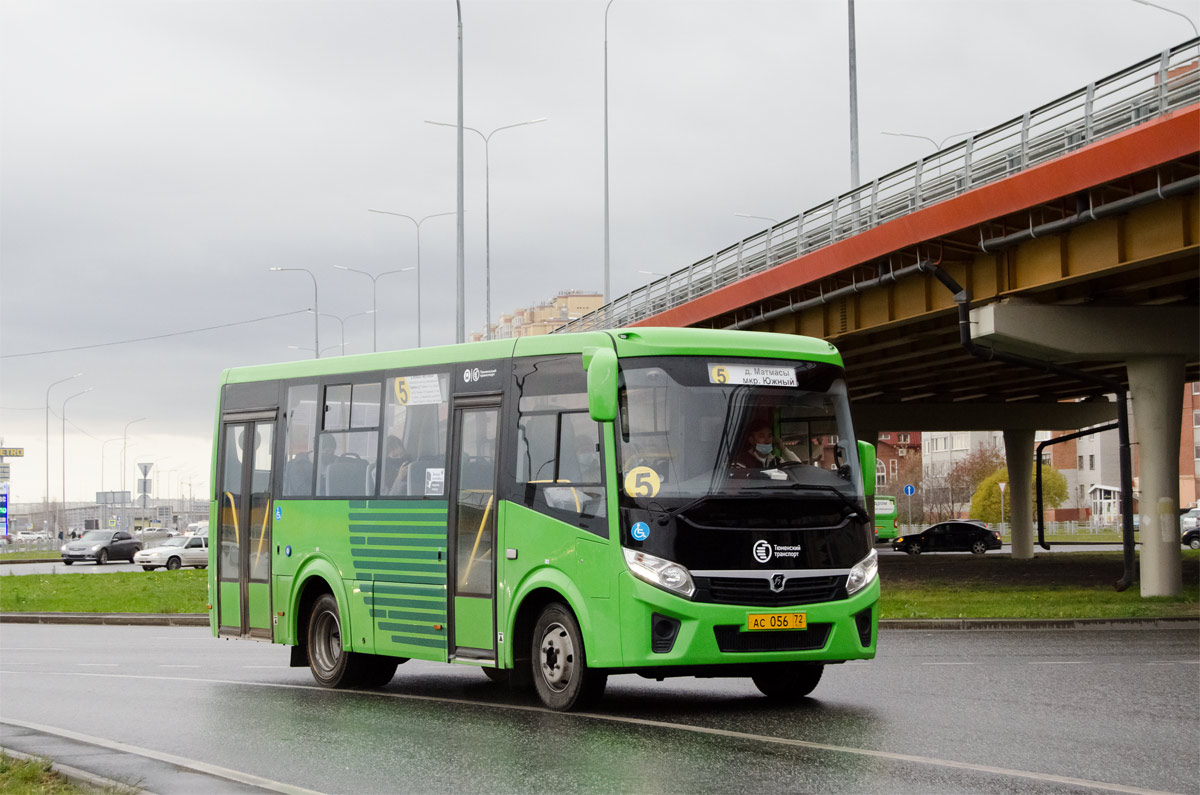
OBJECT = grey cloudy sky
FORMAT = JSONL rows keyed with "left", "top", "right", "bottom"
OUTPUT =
{"left": 0, "top": 0, "right": 1191, "bottom": 503}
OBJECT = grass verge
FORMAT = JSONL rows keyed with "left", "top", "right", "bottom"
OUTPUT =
{"left": 0, "top": 552, "right": 1195, "bottom": 621}
{"left": 0, "top": 751, "right": 85, "bottom": 794}
{"left": 0, "top": 569, "right": 208, "bottom": 614}
{"left": 879, "top": 550, "right": 1200, "bottom": 619}
{"left": 0, "top": 551, "right": 64, "bottom": 561}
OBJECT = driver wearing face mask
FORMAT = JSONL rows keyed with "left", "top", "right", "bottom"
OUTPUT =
{"left": 734, "top": 424, "right": 785, "bottom": 469}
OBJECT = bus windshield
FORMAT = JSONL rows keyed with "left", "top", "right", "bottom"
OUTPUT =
{"left": 617, "top": 358, "right": 864, "bottom": 505}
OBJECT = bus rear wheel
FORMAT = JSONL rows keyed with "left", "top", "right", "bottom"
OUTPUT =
{"left": 307, "top": 594, "right": 403, "bottom": 689}
{"left": 532, "top": 603, "right": 606, "bottom": 711}
{"left": 751, "top": 662, "right": 824, "bottom": 701}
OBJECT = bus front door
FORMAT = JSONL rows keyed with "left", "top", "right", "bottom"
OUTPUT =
{"left": 448, "top": 397, "right": 500, "bottom": 663}
{"left": 217, "top": 416, "right": 275, "bottom": 639}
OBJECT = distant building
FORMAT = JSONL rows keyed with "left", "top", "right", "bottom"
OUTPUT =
{"left": 874, "top": 431, "right": 922, "bottom": 490}
{"left": 469, "top": 291, "right": 603, "bottom": 341}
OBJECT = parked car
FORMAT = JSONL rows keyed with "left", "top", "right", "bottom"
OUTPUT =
{"left": 893, "top": 521, "right": 1003, "bottom": 555}
{"left": 15, "top": 530, "right": 41, "bottom": 541}
{"left": 134, "top": 535, "right": 209, "bottom": 571}
{"left": 1180, "top": 508, "right": 1200, "bottom": 533}
{"left": 61, "top": 530, "right": 141, "bottom": 565}
{"left": 1182, "top": 528, "right": 1200, "bottom": 550}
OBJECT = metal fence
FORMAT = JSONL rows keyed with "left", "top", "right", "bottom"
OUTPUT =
{"left": 558, "top": 39, "right": 1200, "bottom": 334}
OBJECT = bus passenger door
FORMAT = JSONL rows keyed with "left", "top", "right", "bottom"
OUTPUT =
{"left": 448, "top": 397, "right": 500, "bottom": 663}
{"left": 217, "top": 415, "right": 276, "bottom": 639}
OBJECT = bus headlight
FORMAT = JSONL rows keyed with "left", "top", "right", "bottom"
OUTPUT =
{"left": 623, "top": 548, "right": 695, "bottom": 599}
{"left": 846, "top": 548, "right": 878, "bottom": 596}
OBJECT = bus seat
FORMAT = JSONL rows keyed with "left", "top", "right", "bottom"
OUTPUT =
{"left": 407, "top": 456, "right": 445, "bottom": 496}
{"left": 327, "top": 454, "right": 369, "bottom": 496}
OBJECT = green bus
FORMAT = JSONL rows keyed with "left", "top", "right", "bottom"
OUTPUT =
{"left": 874, "top": 496, "right": 899, "bottom": 541}
{"left": 208, "top": 327, "right": 879, "bottom": 710}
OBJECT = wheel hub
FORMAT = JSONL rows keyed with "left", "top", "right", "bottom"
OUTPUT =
{"left": 539, "top": 623, "right": 574, "bottom": 691}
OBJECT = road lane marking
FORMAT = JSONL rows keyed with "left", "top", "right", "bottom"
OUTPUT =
{"left": 159, "top": 665, "right": 200, "bottom": 668}
{"left": 921, "top": 662, "right": 975, "bottom": 665}
{"left": 0, "top": 716, "right": 325, "bottom": 795}
{"left": 1027, "top": 661, "right": 1087, "bottom": 665}
{"left": 0, "top": 669, "right": 1175, "bottom": 795}
{"left": 75, "top": 664, "right": 117, "bottom": 667}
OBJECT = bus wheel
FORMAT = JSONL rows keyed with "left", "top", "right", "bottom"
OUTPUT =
{"left": 357, "top": 655, "right": 401, "bottom": 688}
{"left": 532, "top": 603, "right": 606, "bottom": 711}
{"left": 308, "top": 593, "right": 356, "bottom": 688}
{"left": 751, "top": 662, "right": 824, "bottom": 701}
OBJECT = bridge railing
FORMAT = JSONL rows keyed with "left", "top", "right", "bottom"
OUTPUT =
{"left": 559, "top": 39, "right": 1200, "bottom": 333}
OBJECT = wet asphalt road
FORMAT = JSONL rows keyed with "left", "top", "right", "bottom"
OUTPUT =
{"left": 1, "top": 625, "right": 1196, "bottom": 794}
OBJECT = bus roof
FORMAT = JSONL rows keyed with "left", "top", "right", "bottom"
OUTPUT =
{"left": 220, "top": 327, "right": 842, "bottom": 385}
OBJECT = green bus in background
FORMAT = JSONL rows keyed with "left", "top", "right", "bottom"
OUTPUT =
{"left": 874, "top": 496, "right": 899, "bottom": 541}
{"left": 209, "top": 327, "right": 880, "bottom": 710}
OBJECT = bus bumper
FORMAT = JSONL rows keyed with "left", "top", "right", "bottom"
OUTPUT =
{"left": 615, "top": 571, "right": 879, "bottom": 669}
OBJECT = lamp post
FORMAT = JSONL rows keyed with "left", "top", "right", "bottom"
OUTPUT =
{"left": 426, "top": 117, "right": 547, "bottom": 339}
{"left": 122, "top": 418, "right": 146, "bottom": 534}
{"left": 333, "top": 266, "right": 411, "bottom": 352}
{"left": 735, "top": 213, "right": 781, "bottom": 264}
{"left": 848, "top": 0, "right": 859, "bottom": 189}
{"left": 45, "top": 372, "right": 83, "bottom": 525}
{"left": 881, "top": 130, "right": 980, "bottom": 151}
{"left": 999, "top": 481, "right": 1008, "bottom": 530}
{"left": 60, "top": 388, "right": 92, "bottom": 534}
{"left": 310, "top": 309, "right": 376, "bottom": 356}
{"left": 367, "top": 210, "right": 455, "bottom": 348}
{"left": 269, "top": 267, "right": 319, "bottom": 358}
{"left": 604, "top": 0, "right": 616, "bottom": 303}
{"left": 456, "top": 0, "right": 465, "bottom": 344}
{"left": 288, "top": 345, "right": 343, "bottom": 357}
{"left": 1130, "top": 0, "right": 1199, "bottom": 36}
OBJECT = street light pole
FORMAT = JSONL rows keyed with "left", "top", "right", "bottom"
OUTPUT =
{"left": 269, "top": 267, "right": 319, "bottom": 358}
{"left": 60, "top": 388, "right": 92, "bottom": 534}
{"left": 604, "top": 0, "right": 616, "bottom": 304}
{"left": 735, "top": 213, "right": 781, "bottom": 264}
{"left": 426, "top": 118, "right": 547, "bottom": 339}
{"left": 332, "top": 267, "right": 412, "bottom": 352}
{"left": 367, "top": 210, "right": 455, "bottom": 348}
{"left": 848, "top": 0, "right": 860, "bottom": 189}
{"left": 456, "top": 0, "right": 465, "bottom": 344}
{"left": 44, "top": 372, "right": 83, "bottom": 528}
{"left": 1130, "top": 0, "right": 1199, "bottom": 37}
{"left": 122, "top": 418, "right": 147, "bottom": 494}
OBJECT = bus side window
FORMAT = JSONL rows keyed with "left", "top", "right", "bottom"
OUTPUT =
{"left": 282, "top": 384, "right": 318, "bottom": 497}
{"left": 382, "top": 373, "right": 449, "bottom": 498}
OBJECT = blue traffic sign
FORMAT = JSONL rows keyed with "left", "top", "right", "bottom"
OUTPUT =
{"left": 903, "top": 484, "right": 916, "bottom": 496}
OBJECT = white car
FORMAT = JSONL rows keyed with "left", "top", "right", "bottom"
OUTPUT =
{"left": 15, "top": 530, "right": 47, "bottom": 541}
{"left": 133, "top": 535, "right": 209, "bottom": 571}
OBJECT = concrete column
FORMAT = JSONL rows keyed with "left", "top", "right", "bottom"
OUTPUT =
{"left": 1128, "top": 356, "right": 1185, "bottom": 597}
{"left": 1003, "top": 429, "right": 1036, "bottom": 560}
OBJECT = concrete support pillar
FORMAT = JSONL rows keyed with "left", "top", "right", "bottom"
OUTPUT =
{"left": 1003, "top": 429, "right": 1036, "bottom": 560}
{"left": 1128, "top": 356, "right": 1185, "bottom": 597}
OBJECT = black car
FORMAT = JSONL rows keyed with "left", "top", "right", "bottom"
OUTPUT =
{"left": 892, "top": 521, "right": 1002, "bottom": 555}
{"left": 61, "top": 530, "right": 142, "bottom": 565}
{"left": 1183, "top": 528, "right": 1200, "bottom": 550}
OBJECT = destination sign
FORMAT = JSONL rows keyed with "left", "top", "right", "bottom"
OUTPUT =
{"left": 707, "top": 364, "right": 797, "bottom": 388}
{"left": 0, "top": 448, "right": 24, "bottom": 457}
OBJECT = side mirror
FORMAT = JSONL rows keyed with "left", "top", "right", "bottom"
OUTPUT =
{"left": 585, "top": 347, "right": 619, "bottom": 422}
{"left": 857, "top": 440, "right": 876, "bottom": 498}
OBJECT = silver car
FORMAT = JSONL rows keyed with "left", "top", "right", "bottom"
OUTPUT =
{"left": 133, "top": 535, "right": 209, "bottom": 571}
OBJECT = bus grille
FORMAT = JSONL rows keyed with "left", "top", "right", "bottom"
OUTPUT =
{"left": 695, "top": 575, "right": 845, "bottom": 607}
{"left": 713, "top": 624, "right": 831, "bottom": 653}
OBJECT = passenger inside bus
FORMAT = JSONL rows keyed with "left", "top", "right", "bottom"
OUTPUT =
{"left": 382, "top": 435, "right": 413, "bottom": 496}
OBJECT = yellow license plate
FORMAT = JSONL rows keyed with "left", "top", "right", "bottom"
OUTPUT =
{"left": 746, "top": 612, "right": 807, "bottom": 631}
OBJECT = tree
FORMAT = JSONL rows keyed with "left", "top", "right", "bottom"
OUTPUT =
{"left": 923, "top": 443, "right": 1006, "bottom": 524}
{"left": 970, "top": 465, "right": 1068, "bottom": 523}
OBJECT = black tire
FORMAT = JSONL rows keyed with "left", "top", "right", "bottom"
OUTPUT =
{"left": 196, "top": 565, "right": 207, "bottom": 570}
{"left": 142, "top": 566, "right": 156, "bottom": 572}
{"left": 907, "top": 542, "right": 921, "bottom": 555}
{"left": 356, "top": 655, "right": 401, "bottom": 688}
{"left": 531, "top": 602, "right": 606, "bottom": 711}
{"left": 1190, "top": 538, "right": 1200, "bottom": 550}
{"left": 166, "top": 557, "right": 182, "bottom": 571}
{"left": 970, "top": 541, "right": 987, "bottom": 555}
{"left": 481, "top": 666, "right": 509, "bottom": 684}
{"left": 97, "top": 549, "right": 108, "bottom": 565}
{"left": 62, "top": 560, "right": 73, "bottom": 566}
{"left": 751, "top": 663, "right": 824, "bottom": 701}
{"left": 308, "top": 593, "right": 355, "bottom": 688}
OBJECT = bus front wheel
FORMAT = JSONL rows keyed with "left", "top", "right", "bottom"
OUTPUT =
{"left": 751, "top": 662, "right": 824, "bottom": 701}
{"left": 532, "top": 603, "right": 606, "bottom": 711}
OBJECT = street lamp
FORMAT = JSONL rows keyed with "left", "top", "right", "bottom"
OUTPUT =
{"left": 309, "top": 309, "right": 376, "bottom": 356}
{"left": 45, "top": 372, "right": 83, "bottom": 520}
{"left": 288, "top": 344, "right": 343, "bottom": 357}
{"left": 604, "top": 0, "right": 617, "bottom": 304}
{"left": 333, "top": 267, "right": 411, "bottom": 352}
{"left": 269, "top": 267, "right": 320, "bottom": 358}
{"left": 60, "top": 388, "right": 92, "bottom": 533}
{"left": 1130, "top": 0, "right": 1199, "bottom": 37}
{"left": 426, "top": 117, "right": 547, "bottom": 339}
{"left": 367, "top": 210, "right": 455, "bottom": 348}
{"left": 735, "top": 213, "right": 781, "bottom": 264}
{"left": 848, "top": 0, "right": 860, "bottom": 189}
{"left": 122, "top": 418, "right": 147, "bottom": 494}
{"left": 881, "top": 130, "right": 980, "bottom": 151}
{"left": 638, "top": 269, "right": 667, "bottom": 278}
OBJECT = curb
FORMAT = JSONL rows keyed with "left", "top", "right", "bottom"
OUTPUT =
{"left": 1, "top": 612, "right": 1195, "bottom": 630}
{"left": 0, "top": 612, "right": 208, "bottom": 626}
{"left": 0, "top": 744, "right": 150, "bottom": 794}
